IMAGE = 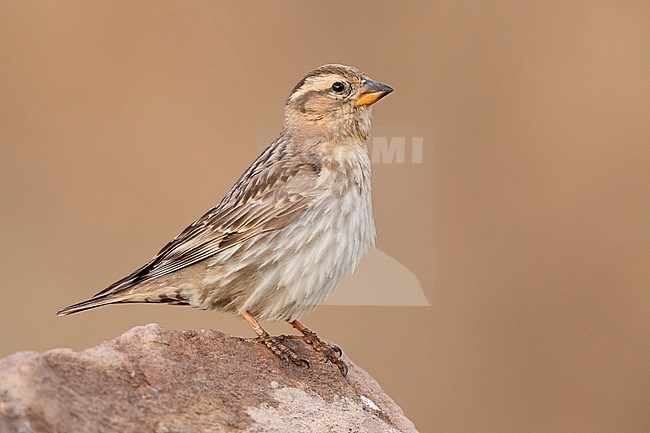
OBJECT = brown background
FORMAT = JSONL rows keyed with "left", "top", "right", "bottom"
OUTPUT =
{"left": 1, "top": 2, "right": 649, "bottom": 432}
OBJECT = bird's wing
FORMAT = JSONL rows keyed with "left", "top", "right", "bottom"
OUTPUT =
{"left": 94, "top": 154, "right": 319, "bottom": 297}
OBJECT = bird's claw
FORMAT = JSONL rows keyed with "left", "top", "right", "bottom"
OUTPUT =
{"left": 255, "top": 333, "right": 309, "bottom": 369}
{"left": 297, "top": 331, "right": 348, "bottom": 376}
{"left": 332, "top": 357, "right": 348, "bottom": 376}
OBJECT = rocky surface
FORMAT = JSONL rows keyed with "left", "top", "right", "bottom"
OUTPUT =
{"left": 0, "top": 324, "right": 418, "bottom": 433}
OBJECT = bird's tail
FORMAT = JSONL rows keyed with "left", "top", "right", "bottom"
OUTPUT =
{"left": 56, "top": 294, "right": 125, "bottom": 316}
{"left": 57, "top": 288, "right": 189, "bottom": 316}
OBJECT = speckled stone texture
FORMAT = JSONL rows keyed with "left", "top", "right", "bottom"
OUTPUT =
{"left": 0, "top": 324, "right": 419, "bottom": 433}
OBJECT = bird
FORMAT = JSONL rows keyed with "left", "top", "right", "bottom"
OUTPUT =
{"left": 57, "top": 64, "right": 393, "bottom": 375}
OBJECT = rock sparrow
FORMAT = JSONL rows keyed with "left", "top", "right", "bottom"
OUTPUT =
{"left": 58, "top": 64, "right": 393, "bottom": 375}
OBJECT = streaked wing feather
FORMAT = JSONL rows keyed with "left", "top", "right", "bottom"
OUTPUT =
{"left": 145, "top": 200, "right": 309, "bottom": 278}
{"left": 94, "top": 157, "right": 317, "bottom": 297}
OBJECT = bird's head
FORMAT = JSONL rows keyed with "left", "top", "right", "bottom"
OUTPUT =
{"left": 284, "top": 64, "right": 393, "bottom": 140}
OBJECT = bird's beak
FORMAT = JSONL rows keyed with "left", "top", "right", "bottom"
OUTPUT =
{"left": 355, "top": 78, "right": 394, "bottom": 106}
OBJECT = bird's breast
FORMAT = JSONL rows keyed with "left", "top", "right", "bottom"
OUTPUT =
{"left": 200, "top": 142, "right": 376, "bottom": 320}
{"left": 269, "top": 181, "right": 374, "bottom": 312}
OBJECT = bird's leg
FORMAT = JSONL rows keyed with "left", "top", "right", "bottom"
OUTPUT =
{"left": 288, "top": 319, "right": 348, "bottom": 376}
{"left": 241, "top": 310, "right": 309, "bottom": 369}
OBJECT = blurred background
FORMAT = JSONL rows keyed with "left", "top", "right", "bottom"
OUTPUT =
{"left": 1, "top": 2, "right": 649, "bottom": 432}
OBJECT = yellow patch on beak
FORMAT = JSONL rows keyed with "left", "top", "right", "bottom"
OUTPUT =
{"left": 355, "top": 92, "right": 387, "bottom": 106}
{"left": 354, "top": 78, "right": 393, "bottom": 106}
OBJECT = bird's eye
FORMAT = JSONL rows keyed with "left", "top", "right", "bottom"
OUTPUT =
{"left": 331, "top": 82, "right": 346, "bottom": 93}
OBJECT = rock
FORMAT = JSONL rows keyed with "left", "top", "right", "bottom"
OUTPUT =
{"left": 0, "top": 324, "right": 418, "bottom": 433}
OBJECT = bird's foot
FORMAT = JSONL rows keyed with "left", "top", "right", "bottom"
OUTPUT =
{"left": 255, "top": 332, "right": 310, "bottom": 369}
{"left": 284, "top": 330, "right": 348, "bottom": 376}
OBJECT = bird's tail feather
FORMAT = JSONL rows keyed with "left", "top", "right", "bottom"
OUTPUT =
{"left": 57, "top": 294, "right": 126, "bottom": 316}
{"left": 57, "top": 289, "right": 190, "bottom": 316}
